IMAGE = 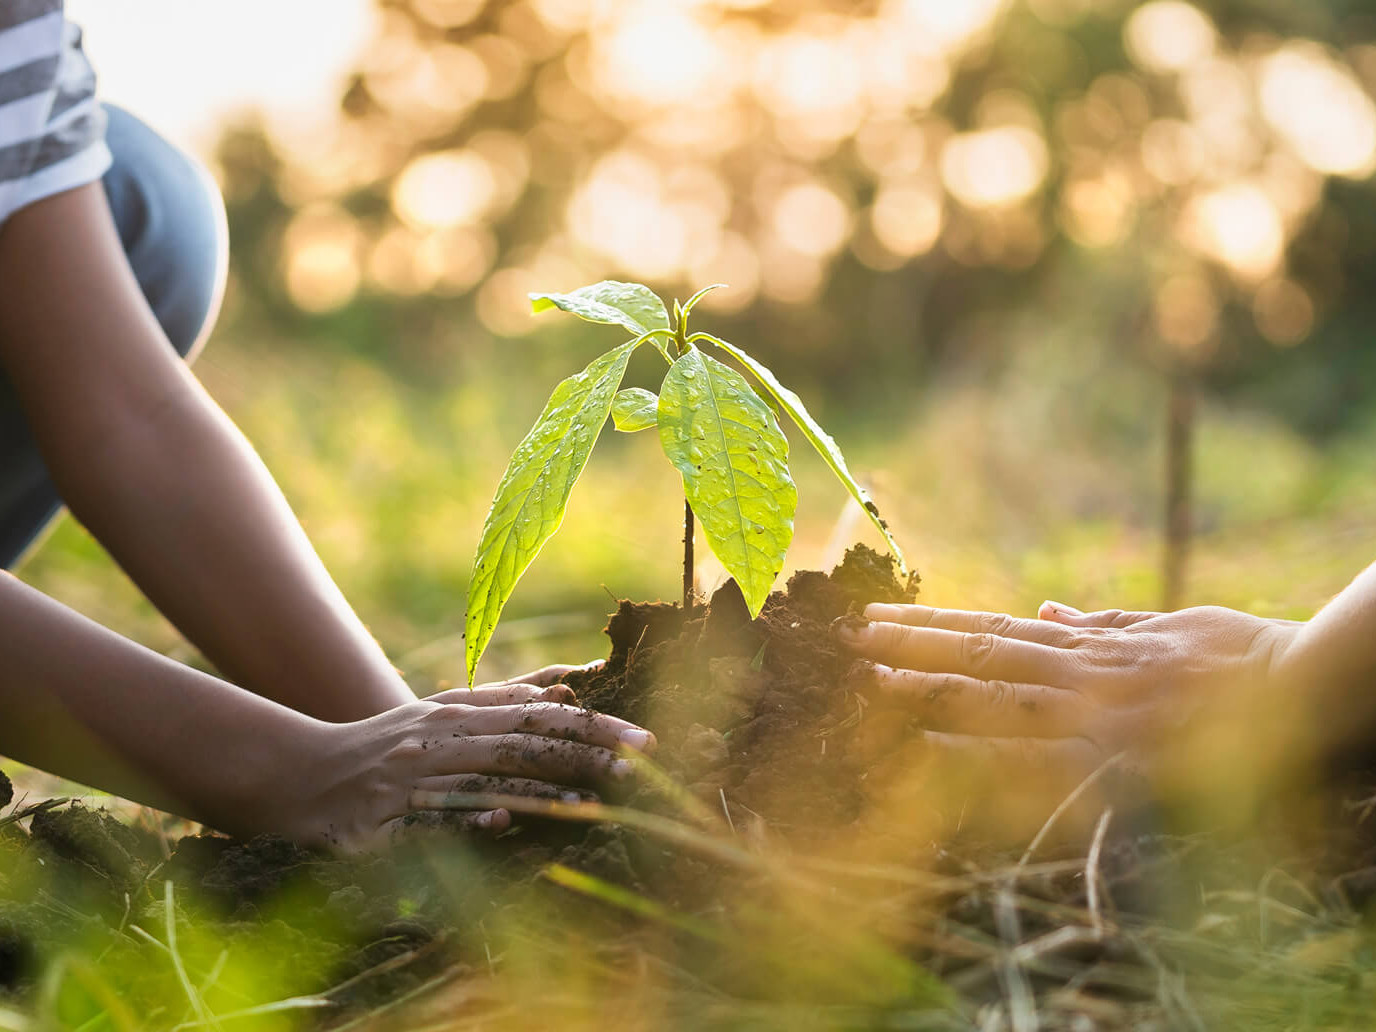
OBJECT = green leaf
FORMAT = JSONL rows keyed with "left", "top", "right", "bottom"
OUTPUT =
{"left": 530, "top": 281, "right": 672, "bottom": 361}
{"left": 658, "top": 349, "right": 796, "bottom": 617}
{"left": 611, "top": 388, "right": 659, "bottom": 432}
{"left": 465, "top": 340, "right": 639, "bottom": 684}
{"left": 680, "top": 283, "right": 727, "bottom": 321}
{"left": 694, "top": 333, "right": 908, "bottom": 575}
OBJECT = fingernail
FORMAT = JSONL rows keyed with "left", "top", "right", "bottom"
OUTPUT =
{"left": 561, "top": 791, "right": 583, "bottom": 804}
{"left": 610, "top": 758, "right": 635, "bottom": 779}
{"left": 831, "top": 614, "right": 870, "bottom": 640}
{"left": 541, "top": 684, "right": 573, "bottom": 701}
{"left": 619, "top": 728, "right": 654, "bottom": 752}
{"left": 476, "top": 811, "right": 494, "bottom": 828}
{"left": 1042, "top": 600, "right": 1083, "bottom": 616}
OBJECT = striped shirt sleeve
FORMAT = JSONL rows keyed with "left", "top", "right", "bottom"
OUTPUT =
{"left": 0, "top": 2, "right": 110, "bottom": 226}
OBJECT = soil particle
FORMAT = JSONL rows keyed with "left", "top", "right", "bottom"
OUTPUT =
{"left": 0, "top": 771, "right": 11, "bottom": 811}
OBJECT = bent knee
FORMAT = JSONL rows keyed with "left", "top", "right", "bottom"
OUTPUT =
{"left": 101, "top": 105, "right": 228, "bottom": 364}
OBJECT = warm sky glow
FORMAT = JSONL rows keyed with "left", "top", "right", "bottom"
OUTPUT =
{"left": 940, "top": 128, "right": 1049, "bottom": 209}
{"left": 1123, "top": 2, "right": 1216, "bottom": 75}
{"left": 1259, "top": 42, "right": 1376, "bottom": 178}
{"left": 65, "top": 0, "right": 1376, "bottom": 330}
{"left": 67, "top": 0, "right": 376, "bottom": 156}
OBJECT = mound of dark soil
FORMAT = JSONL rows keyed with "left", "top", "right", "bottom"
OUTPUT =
{"left": 568, "top": 543, "right": 919, "bottom": 830}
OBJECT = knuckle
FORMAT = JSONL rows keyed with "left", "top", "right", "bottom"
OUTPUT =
{"left": 384, "top": 738, "right": 425, "bottom": 764}
{"left": 429, "top": 702, "right": 476, "bottom": 723}
{"left": 979, "top": 612, "right": 1011, "bottom": 636}
{"left": 962, "top": 632, "right": 997, "bottom": 668}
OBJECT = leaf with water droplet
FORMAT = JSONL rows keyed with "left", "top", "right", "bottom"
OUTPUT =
{"left": 658, "top": 349, "right": 796, "bottom": 617}
{"left": 696, "top": 332, "right": 908, "bottom": 575}
{"left": 611, "top": 387, "right": 658, "bottom": 432}
{"left": 465, "top": 340, "right": 639, "bottom": 684}
{"left": 530, "top": 281, "right": 672, "bottom": 361}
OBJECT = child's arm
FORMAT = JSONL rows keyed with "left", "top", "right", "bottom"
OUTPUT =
{"left": 0, "top": 570, "right": 649, "bottom": 849}
{"left": 0, "top": 183, "right": 411, "bottom": 720}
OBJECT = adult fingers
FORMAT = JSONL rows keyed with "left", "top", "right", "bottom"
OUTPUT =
{"left": 406, "top": 773, "right": 598, "bottom": 813}
{"left": 429, "top": 682, "right": 577, "bottom": 707}
{"left": 378, "top": 808, "right": 509, "bottom": 848}
{"left": 1038, "top": 602, "right": 1157, "bottom": 629}
{"left": 855, "top": 662, "right": 1087, "bottom": 738}
{"left": 836, "top": 619, "right": 1076, "bottom": 688}
{"left": 864, "top": 604, "right": 1079, "bottom": 647}
{"left": 422, "top": 732, "right": 633, "bottom": 785}
{"left": 439, "top": 701, "right": 655, "bottom": 754}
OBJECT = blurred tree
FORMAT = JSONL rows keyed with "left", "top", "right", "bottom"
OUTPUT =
{"left": 214, "top": 0, "right": 1376, "bottom": 604}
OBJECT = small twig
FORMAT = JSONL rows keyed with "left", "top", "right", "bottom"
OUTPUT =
{"left": 127, "top": 925, "right": 169, "bottom": 954}
{"left": 322, "top": 934, "right": 449, "bottom": 1002}
{"left": 1256, "top": 866, "right": 1320, "bottom": 946}
{"left": 1011, "top": 925, "right": 1105, "bottom": 967}
{"left": 0, "top": 796, "right": 70, "bottom": 829}
{"left": 682, "top": 498, "right": 695, "bottom": 612}
{"left": 170, "top": 996, "right": 330, "bottom": 1031}
{"left": 326, "top": 967, "right": 465, "bottom": 1032}
{"left": 1086, "top": 807, "right": 1114, "bottom": 938}
{"left": 1018, "top": 752, "right": 1126, "bottom": 869}
{"left": 718, "top": 789, "right": 736, "bottom": 836}
{"left": 164, "top": 881, "right": 218, "bottom": 1031}
{"left": 994, "top": 886, "right": 1038, "bottom": 1032}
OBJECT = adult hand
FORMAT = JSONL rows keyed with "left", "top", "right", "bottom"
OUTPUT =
{"left": 284, "top": 665, "right": 651, "bottom": 852}
{"left": 836, "top": 601, "right": 1303, "bottom": 821}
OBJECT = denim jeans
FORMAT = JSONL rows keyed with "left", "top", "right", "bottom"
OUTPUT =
{"left": 0, "top": 104, "right": 227, "bottom": 569}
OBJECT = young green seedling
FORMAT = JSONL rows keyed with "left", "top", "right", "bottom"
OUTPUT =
{"left": 464, "top": 280, "right": 907, "bottom": 686}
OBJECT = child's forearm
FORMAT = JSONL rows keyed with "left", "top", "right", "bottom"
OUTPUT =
{"left": 0, "top": 573, "right": 655, "bottom": 849}
{"left": 53, "top": 375, "right": 416, "bottom": 720}
{"left": 0, "top": 184, "right": 413, "bottom": 720}
{"left": 0, "top": 571, "right": 320, "bottom": 825}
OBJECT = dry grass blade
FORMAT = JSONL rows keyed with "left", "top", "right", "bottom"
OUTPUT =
{"left": 542, "top": 863, "right": 726, "bottom": 941}
{"left": 994, "top": 886, "right": 1038, "bottom": 1032}
{"left": 0, "top": 797, "right": 69, "bottom": 829}
{"left": 1085, "top": 807, "right": 1114, "bottom": 937}
{"left": 1018, "top": 753, "right": 1125, "bottom": 870}
{"left": 164, "top": 881, "right": 219, "bottom": 1031}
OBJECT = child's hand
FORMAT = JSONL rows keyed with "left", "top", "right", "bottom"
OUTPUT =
{"left": 285, "top": 669, "right": 650, "bottom": 852}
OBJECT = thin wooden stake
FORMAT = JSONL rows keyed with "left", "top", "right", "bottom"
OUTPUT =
{"left": 682, "top": 498, "right": 695, "bottom": 612}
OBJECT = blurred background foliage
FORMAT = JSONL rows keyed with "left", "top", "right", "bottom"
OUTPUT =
{"left": 20, "top": 0, "right": 1376, "bottom": 692}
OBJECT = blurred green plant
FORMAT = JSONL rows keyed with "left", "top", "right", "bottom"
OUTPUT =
{"left": 463, "top": 280, "right": 907, "bottom": 685}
